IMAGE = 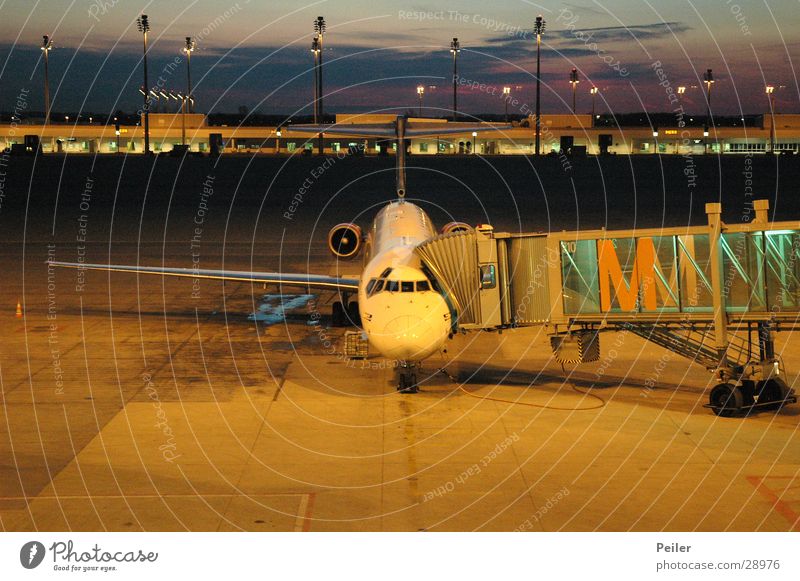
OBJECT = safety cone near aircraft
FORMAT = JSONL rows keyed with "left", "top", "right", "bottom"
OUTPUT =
{"left": 15, "top": 301, "right": 23, "bottom": 318}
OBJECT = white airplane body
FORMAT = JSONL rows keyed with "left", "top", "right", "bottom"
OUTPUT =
{"left": 358, "top": 201, "right": 451, "bottom": 363}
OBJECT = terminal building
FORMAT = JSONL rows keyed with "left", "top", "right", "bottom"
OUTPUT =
{"left": 2, "top": 112, "right": 799, "bottom": 156}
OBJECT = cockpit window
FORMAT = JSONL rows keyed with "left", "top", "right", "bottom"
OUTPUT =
{"left": 380, "top": 268, "right": 393, "bottom": 278}
{"left": 367, "top": 272, "right": 438, "bottom": 296}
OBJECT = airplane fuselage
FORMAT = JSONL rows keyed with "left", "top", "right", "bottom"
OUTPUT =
{"left": 357, "top": 201, "right": 451, "bottom": 362}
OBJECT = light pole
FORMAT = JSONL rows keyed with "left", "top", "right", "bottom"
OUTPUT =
{"left": 703, "top": 69, "right": 714, "bottom": 154}
{"left": 533, "top": 15, "right": 545, "bottom": 157}
{"left": 314, "top": 16, "right": 326, "bottom": 154}
{"left": 590, "top": 86, "right": 598, "bottom": 122}
{"left": 417, "top": 85, "right": 424, "bottom": 116}
{"left": 175, "top": 92, "right": 186, "bottom": 146}
{"left": 41, "top": 36, "right": 53, "bottom": 126}
{"left": 450, "top": 38, "right": 460, "bottom": 121}
{"left": 276, "top": 128, "right": 282, "bottom": 154}
{"left": 569, "top": 68, "right": 579, "bottom": 113}
{"left": 766, "top": 85, "right": 775, "bottom": 153}
{"left": 472, "top": 131, "right": 477, "bottom": 154}
{"left": 503, "top": 86, "right": 511, "bottom": 122}
{"left": 184, "top": 37, "right": 195, "bottom": 114}
{"left": 137, "top": 14, "right": 151, "bottom": 156}
{"left": 703, "top": 69, "right": 714, "bottom": 126}
{"left": 310, "top": 36, "right": 320, "bottom": 123}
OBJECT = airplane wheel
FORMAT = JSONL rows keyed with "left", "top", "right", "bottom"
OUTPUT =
{"left": 331, "top": 301, "right": 345, "bottom": 327}
{"left": 709, "top": 383, "right": 743, "bottom": 417}
{"left": 347, "top": 301, "right": 361, "bottom": 327}
{"left": 757, "top": 379, "right": 789, "bottom": 411}
{"left": 397, "top": 372, "right": 418, "bottom": 394}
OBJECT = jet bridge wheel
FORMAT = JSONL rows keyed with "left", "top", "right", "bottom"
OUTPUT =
{"left": 709, "top": 383, "right": 744, "bottom": 417}
{"left": 756, "top": 379, "right": 790, "bottom": 411}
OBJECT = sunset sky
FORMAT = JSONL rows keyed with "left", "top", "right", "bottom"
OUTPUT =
{"left": 0, "top": 0, "right": 797, "bottom": 117}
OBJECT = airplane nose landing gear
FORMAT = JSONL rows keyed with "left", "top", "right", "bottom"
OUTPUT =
{"left": 397, "top": 361, "right": 419, "bottom": 393}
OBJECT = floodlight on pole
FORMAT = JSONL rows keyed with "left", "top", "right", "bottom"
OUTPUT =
{"left": 41, "top": 35, "right": 53, "bottom": 126}
{"left": 472, "top": 131, "right": 477, "bottom": 154}
{"left": 450, "top": 38, "right": 460, "bottom": 121}
{"left": 533, "top": 15, "right": 545, "bottom": 157}
{"left": 417, "top": 85, "right": 425, "bottom": 116}
{"left": 313, "top": 16, "right": 326, "bottom": 154}
{"left": 310, "top": 36, "right": 320, "bottom": 123}
{"left": 703, "top": 68, "right": 714, "bottom": 126}
{"left": 503, "top": 86, "right": 511, "bottom": 122}
{"left": 569, "top": 68, "right": 579, "bottom": 113}
{"left": 137, "top": 14, "right": 151, "bottom": 155}
{"left": 314, "top": 16, "right": 326, "bottom": 135}
{"left": 183, "top": 37, "right": 195, "bottom": 113}
{"left": 590, "top": 86, "right": 598, "bottom": 121}
{"left": 766, "top": 85, "right": 776, "bottom": 153}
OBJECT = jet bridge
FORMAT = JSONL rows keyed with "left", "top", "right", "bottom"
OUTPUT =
{"left": 415, "top": 200, "right": 799, "bottom": 416}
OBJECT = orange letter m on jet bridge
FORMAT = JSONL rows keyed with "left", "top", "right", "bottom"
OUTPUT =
{"left": 598, "top": 238, "right": 657, "bottom": 311}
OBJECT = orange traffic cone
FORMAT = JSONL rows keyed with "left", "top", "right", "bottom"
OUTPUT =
{"left": 15, "top": 301, "right": 22, "bottom": 318}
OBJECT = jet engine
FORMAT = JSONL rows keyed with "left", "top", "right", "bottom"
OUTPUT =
{"left": 441, "top": 221, "right": 472, "bottom": 234}
{"left": 327, "top": 223, "right": 362, "bottom": 259}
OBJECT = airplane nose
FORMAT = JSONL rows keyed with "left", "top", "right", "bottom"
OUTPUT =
{"left": 374, "top": 314, "right": 441, "bottom": 360}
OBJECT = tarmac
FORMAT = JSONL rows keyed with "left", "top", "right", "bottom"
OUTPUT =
{"left": 2, "top": 240, "right": 799, "bottom": 532}
{"left": 1, "top": 155, "right": 799, "bottom": 531}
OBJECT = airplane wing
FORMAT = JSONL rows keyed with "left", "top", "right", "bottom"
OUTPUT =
{"left": 287, "top": 122, "right": 512, "bottom": 138}
{"left": 405, "top": 125, "right": 511, "bottom": 137}
{"left": 287, "top": 124, "right": 395, "bottom": 137}
{"left": 49, "top": 261, "right": 360, "bottom": 292}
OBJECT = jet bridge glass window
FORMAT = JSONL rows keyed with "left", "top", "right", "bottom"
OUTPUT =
{"left": 561, "top": 239, "right": 600, "bottom": 314}
{"left": 480, "top": 265, "right": 496, "bottom": 289}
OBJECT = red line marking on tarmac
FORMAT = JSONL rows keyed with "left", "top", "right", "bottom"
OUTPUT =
{"left": 747, "top": 476, "right": 800, "bottom": 531}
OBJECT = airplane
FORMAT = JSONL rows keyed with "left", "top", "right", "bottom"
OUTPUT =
{"left": 52, "top": 116, "right": 511, "bottom": 393}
